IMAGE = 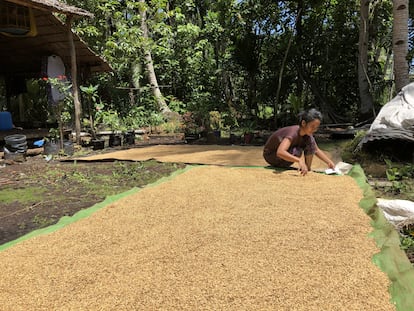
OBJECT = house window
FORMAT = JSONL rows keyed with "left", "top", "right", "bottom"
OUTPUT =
{"left": 0, "top": 2, "right": 37, "bottom": 37}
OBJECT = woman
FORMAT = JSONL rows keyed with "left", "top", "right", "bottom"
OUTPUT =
{"left": 263, "top": 108, "right": 335, "bottom": 175}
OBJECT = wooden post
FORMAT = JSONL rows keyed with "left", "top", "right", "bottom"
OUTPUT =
{"left": 66, "top": 15, "right": 81, "bottom": 145}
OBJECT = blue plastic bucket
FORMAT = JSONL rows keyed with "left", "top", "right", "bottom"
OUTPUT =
{"left": 0, "top": 111, "right": 13, "bottom": 130}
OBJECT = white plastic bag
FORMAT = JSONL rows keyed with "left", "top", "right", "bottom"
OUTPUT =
{"left": 376, "top": 198, "right": 414, "bottom": 226}
{"left": 370, "top": 82, "right": 414, "bottom": 131}
{"left": 324, "top": 161, "right": 353, "bottom": 175}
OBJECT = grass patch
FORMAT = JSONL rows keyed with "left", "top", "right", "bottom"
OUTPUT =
{"left": 0, "top": 187, "right": 46, "bottom": 204}
{"left": 32, "top": 215, "right": 55, "bottom": 228}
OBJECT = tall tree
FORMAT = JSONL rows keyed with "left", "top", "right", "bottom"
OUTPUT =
{"left": 393, "top": 0, "right": 409, "bottom": 91}
{"left": 138, "top": 0, "right": 172, "bottom": 116}
{"left": 358, "top": 0, "right": 374, "bottom": 116}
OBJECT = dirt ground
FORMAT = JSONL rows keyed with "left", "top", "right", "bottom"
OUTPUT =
{"left": 0, "top": 136, "right": 186, "bottom": 246}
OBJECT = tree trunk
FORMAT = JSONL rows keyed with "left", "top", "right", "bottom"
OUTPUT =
{"left": 139, "top": 0, "right": 173, "bottom": 117}
{"left": 274, "top": 9, "right": 301, "bottom": 127}
{"left": 393, "top": 0, "right": 409, "bottom": 92}
{"left": 274, "top": 31, "right": 294, "bottom": 127}
{"left": 295, "top": 1, "right": 304, "bottom": 97}
{"left": 66, "top": 15, "right": 81, "bottom": 145}
{"left": 358, "top": 0, "right": 374, "bottom": 115}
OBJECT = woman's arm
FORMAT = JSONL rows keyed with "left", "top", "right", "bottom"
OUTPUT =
{"left": 277, "top": 138, "right": 309, "bottom": 175}
{"left": 315, "top": 146, "right": 335, "bottom": 168}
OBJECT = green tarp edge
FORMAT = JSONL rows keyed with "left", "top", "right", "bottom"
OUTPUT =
{"left": 0, "top": 165, "right": 194, "bottom": 252}
{"left": 349, "top": 164, "right": 414, "bottom": 311}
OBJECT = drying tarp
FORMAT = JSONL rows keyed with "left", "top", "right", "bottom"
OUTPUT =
{"left": 0, "top": 166, "right": 399, "bottom": 310}
{"left": 73, "top": 144, "right": 339, "bottom": 170}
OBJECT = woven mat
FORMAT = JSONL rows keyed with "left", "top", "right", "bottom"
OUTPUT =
{"left": 0, "top": 166, "right": 394, "bottom": 310}
{"left": 76, "top": 144, "right": 336, "bottom": 169}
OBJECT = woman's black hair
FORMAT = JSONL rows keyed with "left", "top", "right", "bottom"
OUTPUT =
{"left": 298, "top": 108, "right": 323, "bottom": 124}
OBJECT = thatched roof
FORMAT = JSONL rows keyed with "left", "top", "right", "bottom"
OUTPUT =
{"left": 0, "top": 0, "right": 111, "bottom": 75}
{"left": 4, "top": 0, "right": 93, "bottom": 17}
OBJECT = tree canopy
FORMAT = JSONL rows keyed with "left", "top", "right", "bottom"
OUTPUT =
{"left": 64, "top": 0, "right": 413, "bottom": 129}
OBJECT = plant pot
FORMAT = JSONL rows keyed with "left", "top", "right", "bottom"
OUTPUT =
{"left": 243, "top": 132, "right": 254, "bottom": 144}
{"left": 43, "top": 140, "right": 74, "bottom": 155}
{"left": 230, "top": 133, "right": 237, "bottom": 144}
{"left": 109, "top": 134, "right": 122, "bottom": 147}
{"left": 63, "top": 141, "right": 74, "bottom": 156}
{"left": 206, "top": 132, "right": 217, "bottom": 143}
{"left": 123, "top": 131, "right": 135, "bottom": 145}
{"left": 184, "top": 133, "right": 199, "bottom": 143}
{"left": 91, "top": 139, "right": 105, "bottom": 150}
{"left": 43, "top": 141, "right": 60, "bottom": 155}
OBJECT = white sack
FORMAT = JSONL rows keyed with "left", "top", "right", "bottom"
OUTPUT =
{"left": 370, "top": 82, "right": 414, "bottom": 131}
{"left": 376, "top": 198, "right": 414, "bottom": 226}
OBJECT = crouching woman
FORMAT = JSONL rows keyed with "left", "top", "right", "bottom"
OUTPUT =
{"left": 263, "top": 108, "right": 335, "bottom": 175}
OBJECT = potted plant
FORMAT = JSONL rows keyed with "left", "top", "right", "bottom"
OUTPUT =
{"left": 209, "top": 111, "right": 223, "bottom": 140}
{"left": 94, "top": 107, "right": 126, "bottom": 147}
{"left": 43, "top": 128, "right": 60, "bottom": 155}
{"left": 42, "top": 75, "right": 74, "bottom": 155}
{"left": 242, "top": 120, "right": 257, "bottom": 144}
{"left": 148, "top": 111, "right": 165, "bottom": 135}
{"left": 181, "top": 112, "right": 203, "bottom": 142}
{"left": 80, "top": 84, "right": 100, "bottom": 139}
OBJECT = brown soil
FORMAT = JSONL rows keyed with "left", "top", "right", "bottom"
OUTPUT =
{"left": 0, "top": 137, "right": 186, "bottom": 246}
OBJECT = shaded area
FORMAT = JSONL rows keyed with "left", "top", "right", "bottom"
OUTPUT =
{"left": 357, "top": 82, "right": 414, "bottom": 162}
{"left": 0, "top": 1, "right": 110, "bottom": 75}
{"left": 358, "top": 137, "right": 414, "bottom": 163}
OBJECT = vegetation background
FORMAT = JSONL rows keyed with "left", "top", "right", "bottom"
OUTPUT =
{"left": 50, "top": 0, "right": 414, "bottom": 133}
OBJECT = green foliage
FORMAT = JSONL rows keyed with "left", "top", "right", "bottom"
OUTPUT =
{"left": 160, "top": 120, "right": 181, "bottom": 133}
{"left": 80, "top": 84, "right": 100, "bottom": 106}
{"left": 287, "top": 93, "right": 305, "bottom": 116}
{"left": 80, "top": 83, "right": 101, "bottom": 136}
{"left": 166, "top": 96, "right": 186, "bottom": 114}
{"left": 209, "top": 111, "right": 223, "bottom": 130}
{"left": 42, "top": 76, "right": 73, "bottom": 147}
{"left": 24, "top": 79, "right": 50, "bottom": 123}
{"left": 340, "top": 130, "right": 366, "bottom": 163}
{"left": 64, "top": 0, "right": 406, "bottom": 128}
{"left": 121, "top": 106, "right": 164, "bottom": 130}
{"left": 400, "top": 236, "right": 414, "bottom": 251}
{"left": 400, "top": 218, "right": 414, "bottom": 253}
{"left": 385, "top": 159, "right": 414, "bottom": 181}
{"left": 123, "top": 107, "right": 146, "bottom": 129}
{"left": 384, "top": 159, "right": 414, "bottom": 198}
{"left": 95, "top": 108, "right": 124, "bottom": 131}
{"left": 32, "top": 215, "right": 55, "bottom": 228}
{"left": 181, "top": 111, "right": 204, "bottom": 134}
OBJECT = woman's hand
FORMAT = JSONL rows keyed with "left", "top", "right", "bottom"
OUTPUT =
{"left": 327, "top": 160, "right": 335, "bottom": 169}
{"left": 298, "top": 159, "right": 309, "bottom": 176}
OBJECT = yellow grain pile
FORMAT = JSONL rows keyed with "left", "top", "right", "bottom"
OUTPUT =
{"left": 0, "top": 166, "right": 394, "bottom": 310}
